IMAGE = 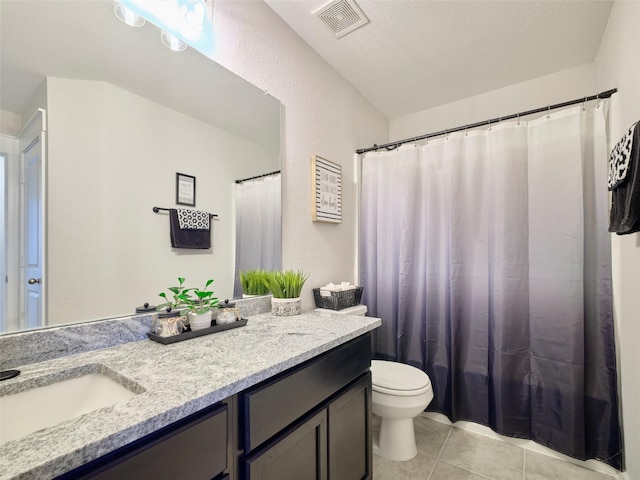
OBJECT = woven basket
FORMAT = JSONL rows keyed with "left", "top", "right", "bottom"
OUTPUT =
{"left": 313, "top": 287, "right": 363, "bottom": 311}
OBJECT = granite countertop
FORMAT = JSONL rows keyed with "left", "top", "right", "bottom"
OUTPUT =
{"left": 0, "top": 311, "right": 380, "bottom": 480}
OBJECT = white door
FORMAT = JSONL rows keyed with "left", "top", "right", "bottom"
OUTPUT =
{"left": 21, "top": 133, "right": 45, "bottom": 329}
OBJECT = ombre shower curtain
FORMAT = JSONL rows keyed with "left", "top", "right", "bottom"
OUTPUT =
{"left": 359, "top": 102, "right": 623, "bottom": 469}
{"left": 233, "top": 174, "right": 282, "bottom": 297}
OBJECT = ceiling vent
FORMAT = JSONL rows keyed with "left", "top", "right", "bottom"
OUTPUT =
{"left": 314, "top": 0, "right": 369, "bottom": 39}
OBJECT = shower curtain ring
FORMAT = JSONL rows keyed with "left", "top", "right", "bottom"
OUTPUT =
{"left": 517, "top": 112, "right": 520, "bottom": 125}
{"left": 464, "top": 124, "right": 468, "bottom": 136}
{"left": 547, "top": 105, "right": 551, "bottom": 118}
{"left": 596, "top": 92, "right": 601, "bottom": 109}
{"left": 488, "top": 119, "right": 491, "bottom": 131}
{"left": 582, "top": 96, "right": 588, "bottom": 111}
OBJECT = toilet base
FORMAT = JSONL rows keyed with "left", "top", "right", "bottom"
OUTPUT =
{"left": 374, "top": 416, "right": 418, "bottom": 462}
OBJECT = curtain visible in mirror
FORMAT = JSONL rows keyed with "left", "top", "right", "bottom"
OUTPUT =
{"left": 233, "top": 175, "right": 282, "bottom": 297}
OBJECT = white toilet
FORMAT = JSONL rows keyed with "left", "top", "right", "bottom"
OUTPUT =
{"left": 314, "top": 304, "right": 434, "bottom": 461}
{"left": 370, "top": 360, "right": 433, "bottom": 461}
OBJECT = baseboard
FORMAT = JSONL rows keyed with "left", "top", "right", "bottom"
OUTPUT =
{"left": 421, "top": 412, "right": 623, "bottom": 478}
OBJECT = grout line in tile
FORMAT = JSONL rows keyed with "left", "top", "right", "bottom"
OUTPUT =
{"left": 426, "top": 457, "right": 437, "bottom": 480}
{"left": 436, "top": 424, "right": 453, "bottom": 459}
{"left": 438, "top": 458, "right": 497, "bottom": 480}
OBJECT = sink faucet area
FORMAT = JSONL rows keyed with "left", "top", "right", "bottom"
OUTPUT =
{"left": 0, "top": 365, "right": 143, "bottom": 445}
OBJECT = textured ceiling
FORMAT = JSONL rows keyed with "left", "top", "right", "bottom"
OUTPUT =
{"left": 264, "top": 0, "right": 613, "bottom": 119}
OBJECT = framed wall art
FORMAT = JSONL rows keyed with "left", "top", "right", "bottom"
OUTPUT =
{"left": 311, "top": 155, "right": 341, "bottom": 223}
{"left": 176, "top": 172, "right": 196, "bottom": 206}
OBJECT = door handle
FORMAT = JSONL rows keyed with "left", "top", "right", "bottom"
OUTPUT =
{"left": 28, "top": 278, "right": 41, "bottom": 285}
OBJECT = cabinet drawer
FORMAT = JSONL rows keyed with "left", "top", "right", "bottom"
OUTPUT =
{"left": 241, "top": 333, "right": 371, "bottom": 452}
{"left": 63, "top": 404, "right": 228, "bottom": 480}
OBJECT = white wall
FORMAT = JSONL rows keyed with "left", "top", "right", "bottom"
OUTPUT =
{"left": 0, "top": 109, "right": 22, "bottom": 137}
{"left": 209, "top": 0, "right": 389, "bottom": 310}
{"left": 594, "top": 1, "right": 640, "bottom": 478}
{"left": 46, "top": 77, "right": 277, "bottom": 324}
{"left": 390, "top": 63, "right": 596, "bottom": 139}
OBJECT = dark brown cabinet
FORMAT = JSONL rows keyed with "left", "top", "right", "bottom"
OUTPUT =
{"left": 241, "top": 371, "right": 372, "bottom": 480}
{"left": 240, "top": 334, "right": 372, "bottom": 480}
{"left": 56, "top": 333, "right": 372, "bottom": 480}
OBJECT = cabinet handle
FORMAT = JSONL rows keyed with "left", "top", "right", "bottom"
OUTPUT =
{"left": 28, "top": 278, "right": 41, "bottom": 285}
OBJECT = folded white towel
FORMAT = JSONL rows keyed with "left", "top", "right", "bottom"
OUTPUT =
{"left": 320, "top": 282, "right": 357, "bottom": 295}
{"left": 340, "top": 281, "right": 356, "bottom": 291}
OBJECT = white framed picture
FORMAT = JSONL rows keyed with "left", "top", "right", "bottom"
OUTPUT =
{"left": 311, "top": 155, "right": 341, "bottom": 223}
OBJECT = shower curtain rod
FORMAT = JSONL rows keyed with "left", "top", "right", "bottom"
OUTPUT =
{"left": 356, "top": 88, "right": 617, "bottom": 154}
{"left": 235, "top": 170, "right": 281, "bottom": 184}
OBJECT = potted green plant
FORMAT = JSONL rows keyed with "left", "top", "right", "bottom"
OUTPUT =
{"left": 239, "top": 269, "right": 271, "bottom": 297}
{"left": 158, "top": 277, "right": 192, "bottom": 313}
{"left": 184, "top": 279, "right": 219, "bottom": 330}
{"left": 156, "top": 277, "right": 192, "bottom": 335}
{"left": 263, "top": 270, "right": 308, "bottom": 316}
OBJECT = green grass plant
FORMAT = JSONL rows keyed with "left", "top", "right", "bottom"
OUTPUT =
{"left": 263, "top": 270, "right": 308, "bottom": 298}
{"left": 239, "top": 269, "right": 271, "bottom": 296}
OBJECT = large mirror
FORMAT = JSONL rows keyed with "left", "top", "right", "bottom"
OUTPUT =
{"left": 0, "top": 0, "right": 282, "bottom": 333}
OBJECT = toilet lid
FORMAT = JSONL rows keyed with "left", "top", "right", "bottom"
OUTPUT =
{"left": 371, "top": 360, "right": 431, "bottom": 395}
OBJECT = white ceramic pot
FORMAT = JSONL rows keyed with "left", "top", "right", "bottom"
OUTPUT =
{"left": 188, "top": 310, "right": 212, "bottom": 331}
{"left": 271, "top": 297, "right": 302, "bottom": 316}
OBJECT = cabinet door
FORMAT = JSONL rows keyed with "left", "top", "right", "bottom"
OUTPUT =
{"left": 243, "top": 409, "right": 328, "bottom": 480}
{"left": 328, "top": 372, "right": 372, "bottom": 480}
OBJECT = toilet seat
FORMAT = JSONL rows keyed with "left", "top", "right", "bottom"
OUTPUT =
{"left": 371, "top": 360, "right": 431, "bottom": 397}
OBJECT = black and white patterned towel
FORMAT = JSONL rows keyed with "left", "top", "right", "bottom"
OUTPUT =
{"left": 608, "top": 122, "right": 638, "bottom": 191}
{"left": 177, "top": 209, "right": 210, "bottom": 230}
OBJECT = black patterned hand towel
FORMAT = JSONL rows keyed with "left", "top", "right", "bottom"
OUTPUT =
{"left": 609, "top": 121, "right": 640, "bottom": 235}
{"left": 608, "top": 121, "right": 637, "bottom": 190}
{"left": 177, "top": 208, "right": 210, "bottom": 231}
{"left": 169, "top": 209, "right": 211, "bottom": 249}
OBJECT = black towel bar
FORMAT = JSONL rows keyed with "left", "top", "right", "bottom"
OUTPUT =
{"left": 152, "top": 206, "right": 218, "bottom": 217}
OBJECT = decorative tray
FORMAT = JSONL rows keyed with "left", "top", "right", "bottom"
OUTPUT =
{"left": 148, "top": 318, "right": 248, "bottom": 345}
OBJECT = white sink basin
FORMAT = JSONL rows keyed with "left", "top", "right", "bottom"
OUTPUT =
{"left": 0, "top": 370, "right": 141, "bottom": 444}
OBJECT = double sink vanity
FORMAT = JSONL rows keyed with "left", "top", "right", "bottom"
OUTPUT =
{"left": 0, "top": 306, "right": 380, "bottom": 480}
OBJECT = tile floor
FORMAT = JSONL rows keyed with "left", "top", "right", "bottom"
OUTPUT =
{"left": 373, "top": 416, "right": 616, "bottom": 480}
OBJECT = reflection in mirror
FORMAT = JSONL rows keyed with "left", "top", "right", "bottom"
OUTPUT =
{"left": 0, "top": 0, "right": 281, "bottom": 334}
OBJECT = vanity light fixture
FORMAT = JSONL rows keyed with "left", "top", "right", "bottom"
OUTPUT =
{"left": 114, "top": 1, "right": 145, "bottom": 27}
{"left": 114, "top": 0, "right": 215, "bottom": 55}
{"left": 161, "top": 31, "right": 188, "bottom": 52}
